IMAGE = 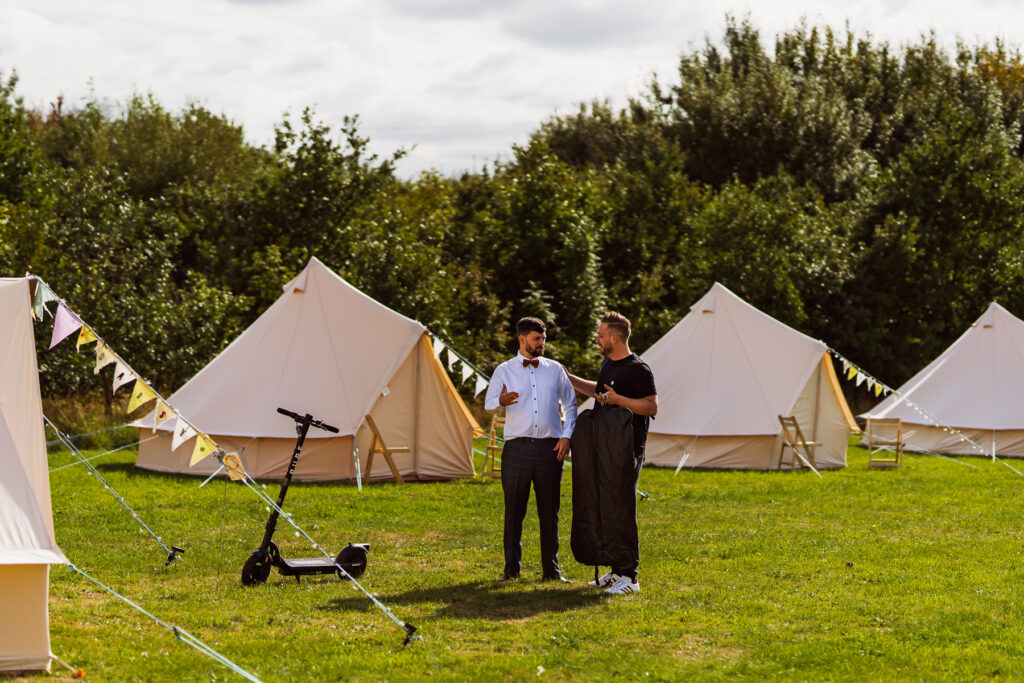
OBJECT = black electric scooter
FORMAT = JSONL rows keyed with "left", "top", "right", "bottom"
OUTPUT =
{"left": 241, "top": 407, "right": 369, "bottom": 586}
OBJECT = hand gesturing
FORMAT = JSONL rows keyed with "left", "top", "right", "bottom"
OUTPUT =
{"left": 499, "top": 383, "right": 519, "bottom": 407}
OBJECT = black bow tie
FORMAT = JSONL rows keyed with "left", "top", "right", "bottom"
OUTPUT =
{"left": 522, "top": 358, "right": 539, "bottom": 368}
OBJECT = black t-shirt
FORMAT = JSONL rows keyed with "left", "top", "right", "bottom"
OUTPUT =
{"left": 596, "top": 353, "right": 657, "bottom": 458}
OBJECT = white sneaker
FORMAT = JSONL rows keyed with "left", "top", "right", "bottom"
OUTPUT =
{"left": 588, "top": 572, "right": 618, "bottom": 588}
{"left": 604, "top": 575, "right": 640, "bottom": 595}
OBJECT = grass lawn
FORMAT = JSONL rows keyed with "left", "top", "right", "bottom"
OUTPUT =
{"left": 20, "top": 441, "right": 1024, "bottom": 681}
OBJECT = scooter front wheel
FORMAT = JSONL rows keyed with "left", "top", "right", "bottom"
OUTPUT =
{"left": 241, "top": 552, "right": 272, "bottom": 586}
{"left": 335, "top": 544, "right": 368, "bottom": 580}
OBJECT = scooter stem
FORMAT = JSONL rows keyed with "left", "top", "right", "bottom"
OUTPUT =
{"left": 259, "top": 413, "right": 313, "bottom": 551}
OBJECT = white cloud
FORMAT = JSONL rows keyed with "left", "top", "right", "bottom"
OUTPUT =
{"left": 0, "top": 0, "right": 1023, "bottom": 177}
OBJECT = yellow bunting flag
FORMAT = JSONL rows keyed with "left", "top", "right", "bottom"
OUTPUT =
{"left": 846, "top": 366, "right": 856, "bottom": 380}
{"left": 94, "top": 343, "right": 116, "bottom": 374}
{"left": 222, "top": 452, "right": 245, "bottom": 481}
{"left": 190, "top": 433, "right": 218, "bottom": 467}
{"left": 874, "top": 383, "right": 883, "bottom": 397}
{"left": 127, "top": 382, "right": 158, "bottom": 413}
{"left": 76, "top": 326, "right": 98, "bottom": 351}
{"left": 153, "top": 399, "right": 175, "bottom": 431}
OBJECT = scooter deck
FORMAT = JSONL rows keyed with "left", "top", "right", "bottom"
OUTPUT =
{"left": 278, "top": 557, "right": 338, "bottom": 575}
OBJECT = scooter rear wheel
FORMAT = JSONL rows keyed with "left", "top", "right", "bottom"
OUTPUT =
{"left": 241, "top": 552, "right": 272, "bottom": 586}
{"left": 335, "top": 544, "right": 368, "bottom": 580}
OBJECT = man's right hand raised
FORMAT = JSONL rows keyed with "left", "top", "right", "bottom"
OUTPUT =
{"left": 499, "top": 383, "right": 519, "bottom": 407}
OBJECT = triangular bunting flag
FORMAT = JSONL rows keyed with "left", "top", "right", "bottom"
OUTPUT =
{"left": 32, "top": 283, "right": 44, "bottom": 320}
{"left": 171, "top": 420, "right": 198, "bottom": 451}
{"left": 874, "top": 383, "right": 883, "bottom": 397}
{"left": 856, "top": 372, "right": 867, "bottom": 387}
{"left": 33, "top": 282, "right": 58, "bottom": 319}
{"left": 866, "top": 378, "right": 875, "bottom": 391}
{"left": 846, "top": 366, "right": 857, "bottom": 380}
{"left": 127, "top": 382, "right": 158, "bottom": 413}
{"left": 432, "top": 336, "right": 444, "bottom": 358}
{"left": 190, "top": 433, "right": 218, "bottom": 466}
{"left": 94, "top": 342, "right": 116, "bottom": 374}
{"left": 841, "top": 359, "right": 850, "bottom": 373}
{"left": 445, "top": 349, "right": 456, "bottom": 371}
{"left": 460, "top": 362, "right": 473, "bottom": 384}
{"left": 76, "top": 325, "right": 98, "bottom": 351}
{"left": 153, "top": 399, "right": 175, "bottom": 430}
{"left": 474, "top": 375, "right": 488, "bottom": 397}
{"left": 49, "top": 304, "right": 82, "bottom": 349}
{"left": 112, "top": 361, "right": 135, "bottom": 393}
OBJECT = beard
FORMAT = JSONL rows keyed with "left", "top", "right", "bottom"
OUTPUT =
{"left": 598, "top": 340, "right": 613, "bottom": 356}
{"left": 525, "top": 342, "right": 545, "bottom": 357}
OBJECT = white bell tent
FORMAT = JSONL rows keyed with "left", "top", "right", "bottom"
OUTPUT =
{"left": 623, "top": 283, "right": 857, "bottom": 469}
{"left": 864, "top": 302, "right": 1024, "bottom": 457}
{"left": 0, "top": 278, "right": 67, "bottom": 673}
{"left": 136, "top": 258, "right": 480, "bottom": 481}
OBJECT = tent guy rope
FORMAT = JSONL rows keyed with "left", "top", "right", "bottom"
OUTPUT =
{"left": 45, "top": 415, "right": 185, "bottom": 566}
{"left": 48, "top": 432, "right": 163, "bottom": 473}
{"left": 229, "top": 460, "right": 420, "bottom": 646}
{"left": 65, "top": 563, "right": 261, "bottom": 682}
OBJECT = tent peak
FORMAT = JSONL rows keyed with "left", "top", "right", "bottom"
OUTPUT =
{"left": 691, "top": 282, "right": 735, "bottom": 314}
{"left": 974, "top": 301, "right": 1012, "bottom": 329}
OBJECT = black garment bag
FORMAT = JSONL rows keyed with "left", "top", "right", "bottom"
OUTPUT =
{"left": 569, "top": 404, "right": 639, "bottom": 568}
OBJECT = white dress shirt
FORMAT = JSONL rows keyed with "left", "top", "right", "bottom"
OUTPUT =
{"left": 484, "top": 353, "right": 577, "bottom": 440}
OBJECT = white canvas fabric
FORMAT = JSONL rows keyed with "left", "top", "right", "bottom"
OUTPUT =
{"left": 863, "top": 302, "right": 1024, "bottom": 456}
{"left": 0, "top": 279, "right": 66, "bottom": 673}
{"left": 586, "top": 283, "right": 856, "bottom": 469}
{"left": 136, "top": 258, "right": 479, "bottom": 481}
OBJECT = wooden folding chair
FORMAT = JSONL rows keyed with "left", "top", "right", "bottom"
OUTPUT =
{"left": 363, "top": 415, "right": 409, "bottom": 485}
{"left": 866, "top": 417, "right": 904, "bottom": 468}
{"left": 481, "top": 415, "right": 504, "bottom": 480}
{"left": 778, "top": 415, "right": 821, "bottom": 471}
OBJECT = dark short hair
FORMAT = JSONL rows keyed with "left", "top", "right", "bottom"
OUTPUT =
{"left": 516, "top": 317, "right": 546, "bottom": 337}
{"left": 601, "top": 311, "right": 631, "bottom": 340}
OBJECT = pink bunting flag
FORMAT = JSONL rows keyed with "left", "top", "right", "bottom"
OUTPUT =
{"left": 49, "top": 304, "right": 83, "bottom": 349}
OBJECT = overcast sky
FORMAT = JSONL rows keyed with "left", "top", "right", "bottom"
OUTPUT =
{"left": 1, "top": 1, "right": 1023, "bottom": 177}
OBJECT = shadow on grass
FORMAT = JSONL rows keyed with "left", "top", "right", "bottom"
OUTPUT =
{"left": 320, "top": 579, "right": 606, "bottom": 621}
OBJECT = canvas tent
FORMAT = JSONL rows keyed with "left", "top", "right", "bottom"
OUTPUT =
{"left": 0, "top": 279, "right": 67, "bottom": 673}
{"left": 619, "top": 283, "right": 857, "bottom": 470}
{"left": 863, "top": 302, "right": 1024, "bottom": 457}
{"left": 136, "top": 257, "right": 480, "bottom": 481}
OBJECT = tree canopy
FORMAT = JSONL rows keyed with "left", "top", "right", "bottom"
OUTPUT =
{"left": 4, "top": 18, "right": 1024, "bottom": 412}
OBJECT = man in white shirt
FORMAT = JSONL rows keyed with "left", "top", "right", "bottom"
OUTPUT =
{"left": 485, "top": 317, "right": 577, "bottom": 583}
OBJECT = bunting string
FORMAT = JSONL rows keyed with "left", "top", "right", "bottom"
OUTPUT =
{"left": 45, "top": 415, "right": 185, "bottom": 565}
{"left": 828, "top": 348, "right": 1024, "bottom": 477}
{"left": 29, "top": 276, "right": 231, "bottom": 470}
{"left": 430, "top": 333, "right": 491, "bottom": 397}
{"left": 64, "top": 563, "right": 261, "bottom": 682}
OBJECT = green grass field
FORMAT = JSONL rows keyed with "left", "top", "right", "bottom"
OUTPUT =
{"left": 21, "top": 441, "right": 1024, "bottom": 681}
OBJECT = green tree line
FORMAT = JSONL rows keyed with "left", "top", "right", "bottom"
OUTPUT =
{"left": 4, "top": 18, "right": 1024, "bottom": 412}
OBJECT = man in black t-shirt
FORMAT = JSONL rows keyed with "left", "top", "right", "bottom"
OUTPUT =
{"left": 565, "top": 311, "right": 657, "bottom": 595}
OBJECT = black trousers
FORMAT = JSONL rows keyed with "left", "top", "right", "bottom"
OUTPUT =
{"left": 501, "top": 437, "right": 564, "bottom": 576}
{"left": 611, "top": 452, "right": 645, "bottom": 580}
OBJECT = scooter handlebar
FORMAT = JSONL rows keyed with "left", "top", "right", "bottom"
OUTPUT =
{"left": 276, "top": 407, "right": 340, "bottom": 433}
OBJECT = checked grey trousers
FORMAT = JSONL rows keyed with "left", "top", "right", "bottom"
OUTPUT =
{"left": 501, "top": 436, "right": 564, "bottom": 577}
